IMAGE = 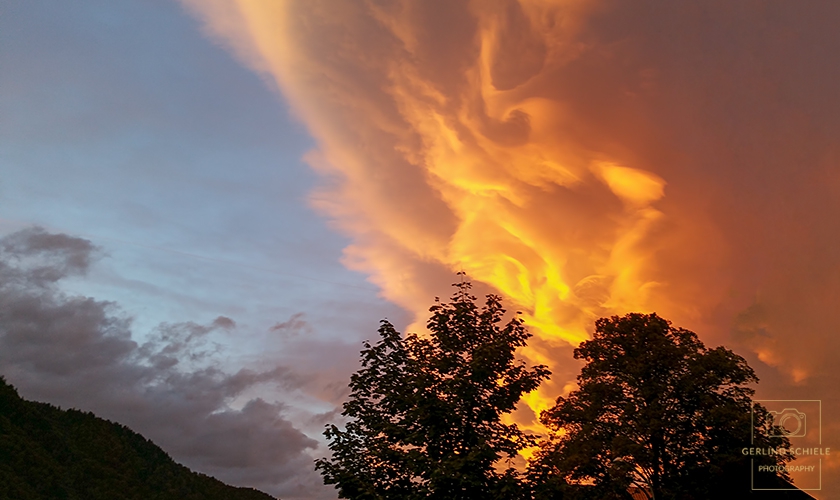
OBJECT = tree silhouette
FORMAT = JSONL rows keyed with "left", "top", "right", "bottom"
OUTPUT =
{"left": 531, "top": 313, "right": 794, "bottom": 499}
{"left": 0, "top": 376, "right": 273, "bottom": 500}
{"left": 315, "top": 279, "right": 550, "bottom": 499}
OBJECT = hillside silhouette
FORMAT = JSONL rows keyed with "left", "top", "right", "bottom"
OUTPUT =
{"left": 0, "top": 376, "right": 276, "bottom": 500}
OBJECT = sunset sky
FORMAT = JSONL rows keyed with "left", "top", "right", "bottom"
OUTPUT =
{"left": 3, "top": 1, "right": 840, "bottom": 498}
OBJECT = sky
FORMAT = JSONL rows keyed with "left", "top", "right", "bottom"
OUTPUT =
{"left": 3, "top": 0, "right": 840, "bottom": 498}
{"left": 0, "top": 1, "right": 408, "bottom": 498}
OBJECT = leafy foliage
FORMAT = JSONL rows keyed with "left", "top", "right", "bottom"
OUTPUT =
{"left": 316, "top": 280, "right": 550, "bottom": 499}
{"left": 532, "top": 313, "right": 795, "bottom": 499}
{"left": 0, "top": 376, "right": 275, "bottom": 500}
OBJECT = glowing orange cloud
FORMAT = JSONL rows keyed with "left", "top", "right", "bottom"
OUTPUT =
{"left": 178, "top": 0, "right": 702, "bottom": 421}
{"left": 181, "top": 2, "right": 840, "bottom": 463}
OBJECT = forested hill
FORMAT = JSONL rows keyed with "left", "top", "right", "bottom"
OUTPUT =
{"left": 0, "top": 377, "right": 276, "bottom": 500}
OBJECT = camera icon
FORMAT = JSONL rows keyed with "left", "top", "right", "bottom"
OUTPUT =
{"left": 768, "top": 408, "right": 806, "bottom": 437}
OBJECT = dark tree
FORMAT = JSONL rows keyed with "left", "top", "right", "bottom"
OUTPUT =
{"left": 315, "top": 279, "right": 550, "bottom": 499}
{"left": 532, "top": 313, "right": 793, "bottom": 499}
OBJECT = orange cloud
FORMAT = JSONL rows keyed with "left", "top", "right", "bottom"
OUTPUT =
{"left": 179, "top": 0, "right": 717, "bottom": 423}
{"left": 183, "top": 3, "right": 840, "bottom": 479}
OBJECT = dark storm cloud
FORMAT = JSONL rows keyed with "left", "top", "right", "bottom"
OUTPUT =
{"left": 0, "top": 227, "right": 319, "bottom": 497}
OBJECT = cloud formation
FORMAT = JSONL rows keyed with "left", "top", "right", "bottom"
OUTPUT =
{"left": 183, "top": 0, "right": 840, "bottom": 490}
{"left": 0, "top": 227, "right": 326, "bottom": 499}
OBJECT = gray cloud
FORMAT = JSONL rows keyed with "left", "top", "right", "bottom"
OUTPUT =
{"left": 270, "top": 312, "right": 311, "bottom": 337}
{"left": 0, "top": 227, "right": 324, "bottom": 498}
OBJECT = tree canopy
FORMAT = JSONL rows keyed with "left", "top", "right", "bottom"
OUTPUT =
{"left": 315, "top": 279, "right": 550, "bottom": 499}
{"left": 531, "top": 313, "right": 794, "bottom": 499}
{"left": 318, "top": 292, "right": 805, "bottom": 499}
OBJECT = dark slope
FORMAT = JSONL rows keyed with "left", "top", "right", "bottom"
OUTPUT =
{"left": 0, "top": 377, "right": 275, "bottom": 500}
